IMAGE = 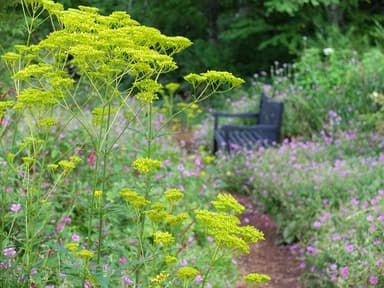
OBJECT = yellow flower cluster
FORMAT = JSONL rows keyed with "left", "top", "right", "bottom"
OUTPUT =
{"left": 120, "top": 188, "right": 150, "bottom": 208}
{"left": 243, "top": 273, "right": 271, "bottom": 284}
{"left": 165, "top": 255, "right": 177, "bottom": 265}
{"left": 9, "top": 1, "right": 193, "bottom": 112}
{"left": 14, "top": 63, "right": 53, "bottom": 80}
{"left": 203, "top": 155, "right": 215, "bottom": 164}
{"left": 47, "top": 164, "right": 59, "bottom": 170}
{"left": 16, "top": 88, "right": 59, "bottom": 107}
{"left": 176, "top": 267, "right": 200, "bottom": 280}
{"left": 58, "top": 156, "right": 81, "bottom": 174}
{"left": 37, "top": 117, "right": 56, "bottom": 128}
{"left": 164, "top": 213, "right": 188, "bottom": 226}
{"left": 77, "top": 249, "right": 94, "bottom": 260}
{"left": 195, "top": 198, "right": 264, "bottom": 254}
{"left": 164, "top": 188, "right": 184, "bottom": 202}
{"left": 134, "top": 79, "right": 162, "bottom": 104}
{"left": 165, "top": 82, "right": 180, "bottom": 94}
{"left": 2, "top": 52, "right": 21, "bottom": 63}
{"left": 133, "top": 158, "right": 161, "bottom": 174}
{"left": 177, "top": 102, "right": 202, "bottom": 120}
{"left": 0, "top": 101, "right": 14, "bottom": 117}
{"left": 153, "top": 231, "right": 174, "bottom": 247}
{"left": 69, "top": 155, "right": 81, "bottom": 164}
{"left": 94, "top": 190, "right": 103, "bottom": 198}
{"left": 58, "top": 160, "right": 75, "bottom": 172}
{"left": 65, "top": 242, "right": 80, "bottom": 252}
{"left": 145, "top": 202, "right": 168, "bottom": 223}
{"left": 211, "top": 193, "right": 245, "bottom": 215}
{"left": 22, "top": 156, "right": 36, "bottom": 166}
{"left": 151, "top": 271, "right": 169, "bottom": 283}
{"left": 184, "top": 70, "right": 244, "bottom": 89}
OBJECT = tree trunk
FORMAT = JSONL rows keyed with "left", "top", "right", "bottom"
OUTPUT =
{"left": 207, "top": 0, "right": 219, "bottom": 45}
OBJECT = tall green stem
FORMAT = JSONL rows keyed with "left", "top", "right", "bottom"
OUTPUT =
{"left": 97, "top": 103, "right": 112, "bottom": 265}
{"left": 135, "top": 103, "right": 153, "bottom": 285}
{"left": 201, "top": 245, "right": 220, "bottom": 288}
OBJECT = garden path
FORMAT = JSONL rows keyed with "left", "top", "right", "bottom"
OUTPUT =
{"left": 234, "top": 194, "right": 303, "bottom": 288}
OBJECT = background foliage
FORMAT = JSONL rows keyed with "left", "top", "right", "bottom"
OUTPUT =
{"left": 2, "top": 0, "right": 384, "bottom": 78}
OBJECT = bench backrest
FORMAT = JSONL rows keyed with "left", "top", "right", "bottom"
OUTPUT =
{"left": 257, "top": 95, "right": 284, "bottom": 127}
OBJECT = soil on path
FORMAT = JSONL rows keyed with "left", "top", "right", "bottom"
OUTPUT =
{"left": 234, "top": 194, "right": 303, "bottom": 288}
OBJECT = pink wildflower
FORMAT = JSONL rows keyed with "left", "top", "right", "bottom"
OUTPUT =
{"left": 10, "top": 203, "right": 21, "bottom": 212}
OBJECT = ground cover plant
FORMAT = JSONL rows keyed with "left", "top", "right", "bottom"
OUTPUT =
{"left": 207, "top": 36, "right": 384, "bottom": 286}
{"left": 212, "top": 94, "right": 384, "bottom": 287}
{"left": 0, "top": 1, "right": 272, "bottom": 287}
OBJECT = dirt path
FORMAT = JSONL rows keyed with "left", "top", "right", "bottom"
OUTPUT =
{"left": 234, "top": 194, "right": 303, "bottom": 288}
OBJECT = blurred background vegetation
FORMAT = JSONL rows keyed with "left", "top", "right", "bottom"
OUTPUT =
{"left": 2, "top": 0, "right": 384, "bottom": 138}
{"left": 2, "top": 0, "right": 384, "bottom": 77}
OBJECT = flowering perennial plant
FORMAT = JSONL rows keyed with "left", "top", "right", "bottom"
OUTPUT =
{"left": 0, "top": 0, "right": 253, "bottom": 287}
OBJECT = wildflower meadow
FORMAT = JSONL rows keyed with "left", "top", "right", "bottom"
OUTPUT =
{"left": 0, "top": 1, "right": 269, "bottom": 287}
{"left": 1, "top": 1, "right": 384, "bottom": 288}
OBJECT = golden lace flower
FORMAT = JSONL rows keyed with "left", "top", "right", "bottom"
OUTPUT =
{"left": 135, "top": 91, "right": 158, "bottom": 104}
{"left": 195, "top": 204, "right": 264, "bottom": 254}
{"left": 69, "top": 156, "right": 81, "bottom": 164}
{"left": 42, "top": 0, "right": 64, "bottom": 13}
{"left": 37, "top": 117, "right": 56, "bottom": 128}
{"left": 0, "top": 101, "right": 15, "bottom": 113}
{"left": 58, "top": 160, "right": 75, "bottom": 173}
{"left": 151, "top": 271, "right": 169, "bottom": 283}
{"left": 184, "top": 73, "right": 207, "bottom": 88}
{"left": 145, "top": 202, "right": 168, "bottom": 223}
{"left": 165, "top": 213, "right": 188, "bottom": 226}
{"left": 94, "top": 190, "right": 103, "bottom": 198}
{"left": 65, "top": 242, "right": 80, "bottom": 252}
{"left": 165, "top": 82, "right": 180, "bottom": 94}
{"left": 211, "top": 193, "right": 244, "bottom": 215}
{"left": 201, "top": 70, "right": 244, "bottom": 86}
{"left": 133, "top": 158, "right": 161, "bottom": 174}
{"left": 176, "top": 267, "right": 200, "bottom": 280}
{"left": 17, "top": 88, "right": 58, "bottom": 107}
{"left": 22, "top": 156, "right": 36, "bottom": 166}
{"left": 243, "top": 273, "right": 271, "bottom": 284}
{"left": 185, "top": 71, "right": 244, "bottom": 90}
{"left": 153, "top": 231, "right": 174, "bottom": 247}
{"left": 134, "top": 79, "right": 162, "bottom": 93}
{"left": 2, "top": 52, "right": 21, "bottom": 63}
{"left": 120, "top": 188, "right": 150, "bottom": 208}
{"left": 48, "top": 164, "right": 59, "bottom": 170}
{"left": 203, "top": 155, "right": 215, "bottom": 164}
{"left": 77, "top": 249, "right": 94, "bottom": 259}
{"left": 164, "top": 188, "right": 184, "bottom": 202}
{"left": 14, "top": 64, "right": 53, "bottom": 80}
{"left": 7, "top": 153, "right": 15, "bottom": 162}
{"left": 165, "top": 255, "right": 177, "bottom": 265}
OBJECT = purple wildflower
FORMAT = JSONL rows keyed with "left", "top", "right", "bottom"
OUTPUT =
{"left": 3, "top": 247, "right": 16, "bottom": 257}
{"left": 340, "top": 266, "right": 349, "bottom": 278}
{"left": 10, "top": 203, "right": 21, "bottom": 212}
{"left": 195, "top": 274, "right": 203, "bottom": 284}
{"left": 122, "top": 276, "right": 133, "bottom": 285}
{"left": 369, "top": 275, "right": 378, "bottom": 285}
{"left": 71, "top": 234, "right": 80, "bottom": 242}
{"left": 345, "top": 243, "right": 354, "bottom": 253}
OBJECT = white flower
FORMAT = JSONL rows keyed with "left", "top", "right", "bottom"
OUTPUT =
{"left": 323, "top": 48, "right": 334, "bottom": 56}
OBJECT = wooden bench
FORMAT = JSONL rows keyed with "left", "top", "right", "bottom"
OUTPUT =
{"left": 212, "top": 94, "right": 284, "bottom": 154}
